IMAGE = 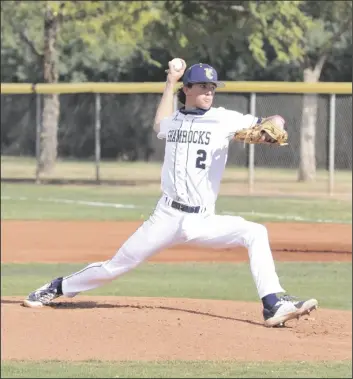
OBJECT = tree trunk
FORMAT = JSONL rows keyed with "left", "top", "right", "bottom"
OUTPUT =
{"left": 297, "top": 62, "right": 325, "bottom": 182}
{"left": 39, "top": 4, "right": 60, "bottom": 174}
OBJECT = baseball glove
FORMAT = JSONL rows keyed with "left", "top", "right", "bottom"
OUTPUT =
{"left": 233, "top": 116, "right": 288, "bottom": 146}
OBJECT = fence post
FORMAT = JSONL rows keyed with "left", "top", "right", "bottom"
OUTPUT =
{"left": 248, "top": 93, "right": 256, "bottom": 193}
{"left": 35, "top": 93, "right": 41, "bottom": 184}
{"left": 328, "top": 94, "right": 336, "bottom": 196}
{"left": 95, "top": 93, "right": 101, "bottom": 184}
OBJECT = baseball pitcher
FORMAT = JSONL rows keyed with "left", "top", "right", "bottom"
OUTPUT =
{"left": 23, "top": 59, "right": 318, "bottom": 327}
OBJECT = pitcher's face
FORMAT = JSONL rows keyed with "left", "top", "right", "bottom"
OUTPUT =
{"left": 184, "top": 83, "right": 216, "bottom": 110}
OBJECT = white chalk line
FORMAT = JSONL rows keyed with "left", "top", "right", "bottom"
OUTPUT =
{"left": 221, "top": 211, "right": 351, "bottom": 224}
{"left": 1, "top": 196, "right": 140, "bottom": 210}
{"left": 1, "top": 196, "right": 351, "bottom": 224}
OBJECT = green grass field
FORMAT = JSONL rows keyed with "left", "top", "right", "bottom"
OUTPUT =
{"left": 2, "top": 262, "right": 352, "bottom": 310}
{"left": 1, "top": 174, "right": 352, "bottom": 378}
{"left": 1, "top": 156, "right": 352, "bottom": 199}
{"left": 1, "top": 183, "right": 351, "bottom": 223}
{"left": 2, "top": 360, "right": 351, "bottom": 378}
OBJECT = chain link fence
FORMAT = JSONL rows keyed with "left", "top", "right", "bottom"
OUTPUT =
{"left": 1, "top": 89, "right": 352, "bottom": 198}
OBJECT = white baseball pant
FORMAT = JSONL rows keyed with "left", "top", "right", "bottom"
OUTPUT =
{"left": 62, "top": 196, "right": 285, "bottom": 298}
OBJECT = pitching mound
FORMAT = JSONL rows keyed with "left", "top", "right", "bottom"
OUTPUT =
{"left": 2, "top": 296, "right": 351, "bottom": 362}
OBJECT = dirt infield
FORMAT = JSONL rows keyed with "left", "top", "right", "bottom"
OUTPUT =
{"left": 1, "top": 221, "right": 352, "bottom": 362}
{"left": 2, "top": 297, "right": 352, "bottom": 362}
{"left": 1, "top": 221, "right": 352, "bottom": 263}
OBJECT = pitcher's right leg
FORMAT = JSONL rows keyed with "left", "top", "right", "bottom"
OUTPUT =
{"left": 23, "top": 204, "right": 183, "bottom": 308}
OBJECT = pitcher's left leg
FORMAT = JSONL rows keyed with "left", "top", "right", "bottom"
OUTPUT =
{"left": 186, "top": 215, "right": 283, "bottom": 297}
{"left": 185, "top": 214, "right": 318, "bottom": 327}
{"left": 231, "top": 220, "right": 284, "bottom": 299}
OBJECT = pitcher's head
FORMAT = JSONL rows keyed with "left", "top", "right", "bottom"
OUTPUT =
{"left": 177, "top": 63, "right": 225, "bottom": 109}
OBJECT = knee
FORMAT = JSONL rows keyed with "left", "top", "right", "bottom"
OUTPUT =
{"left": 104, "top": 249, "right": 142, "bottom": 274}
{"left": 243, "top": 222, "right": 269, "bottom": 245}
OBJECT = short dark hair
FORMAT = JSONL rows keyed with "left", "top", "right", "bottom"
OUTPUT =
{"left": 177, "top": 83, "right": 193, "bottom": 106}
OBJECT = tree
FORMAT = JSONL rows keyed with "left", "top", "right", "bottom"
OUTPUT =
{"left": 145, "top": 1, "right": 312, "bottom": 75}
{"left": 1, "top": 1, "right": 162, "bottom": 173}
{"left": 298, "top": 0, "right": 352, "bottom": 181}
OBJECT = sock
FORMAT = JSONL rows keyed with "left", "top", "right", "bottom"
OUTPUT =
{"left": 54, "top": 277, "right": 63, "bottom": 295}
{"left": 262, "top": 293, "right": 279, "bottom": 309}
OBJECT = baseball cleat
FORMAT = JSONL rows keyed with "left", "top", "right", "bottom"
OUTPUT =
{"left": 263, "top": 298, "right": 299, "bottom": 327}
{"left": 282, "top": 295, "right": 318, "bottom": 317}
{"left": 23, "top": 277, "right": 63, "bottom": 308}
{"left": 263, "top": 295, "right": 319, "bottom": 327}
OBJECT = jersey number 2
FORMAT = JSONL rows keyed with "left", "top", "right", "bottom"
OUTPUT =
{"left": 196, "top": 149, "right": 207, "bottom": 169}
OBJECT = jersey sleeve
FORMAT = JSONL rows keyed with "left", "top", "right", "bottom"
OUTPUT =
{"left": 156, "top": 111, "right": 180, "bottom": 139}
{"left": 222, "top": 109, "right": 260, "bottom": 140}
{"left": 156, "top": 118, "right": 169, "bottom": 140}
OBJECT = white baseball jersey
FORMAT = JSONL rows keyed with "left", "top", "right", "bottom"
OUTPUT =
{"left": 157, "top": 107, "right": 258, "bottom": 207}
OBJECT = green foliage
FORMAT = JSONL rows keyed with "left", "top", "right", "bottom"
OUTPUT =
{"left": 1, "top": 2, "right": 43, "bottom": 81}
{"left": 147, "top": 1, "right": 312, "bottom": 68}
{"left": 300, "top": 1, "right": 352, "bottom": 72}
{"left": 1, "top": 1, "right": 163, "bottom": 82}
{"left": 246, "top": 1, "right": 312, "bottom": 66}
{"left": 1, "top": 0, "right": 351, "bottom": 83}
{"left": 58, "top": 1, "right": 163, "bottom": 67}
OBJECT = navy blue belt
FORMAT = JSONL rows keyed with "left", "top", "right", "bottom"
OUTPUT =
{"left": 171, "top": 201, "right": 201, "bottom": 214}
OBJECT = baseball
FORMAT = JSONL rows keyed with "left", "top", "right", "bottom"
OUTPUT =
{"left": 271, "top": 115, "right": 285, "bottom": 129}
{"left": 171, "top": 58, "right": 183, "bottom": 71}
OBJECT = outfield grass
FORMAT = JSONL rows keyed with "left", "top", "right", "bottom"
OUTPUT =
{"left": 2, "top": 262, "right": 351, "bottom": 310}
{"left": 2, "top": 360, "right": 351, "bottom": 378}
{"left": 1, "top": 156, "right": 352, "bottom": 199}
{"left": 1, "top": 183, "right": 351, "bottom": 223}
